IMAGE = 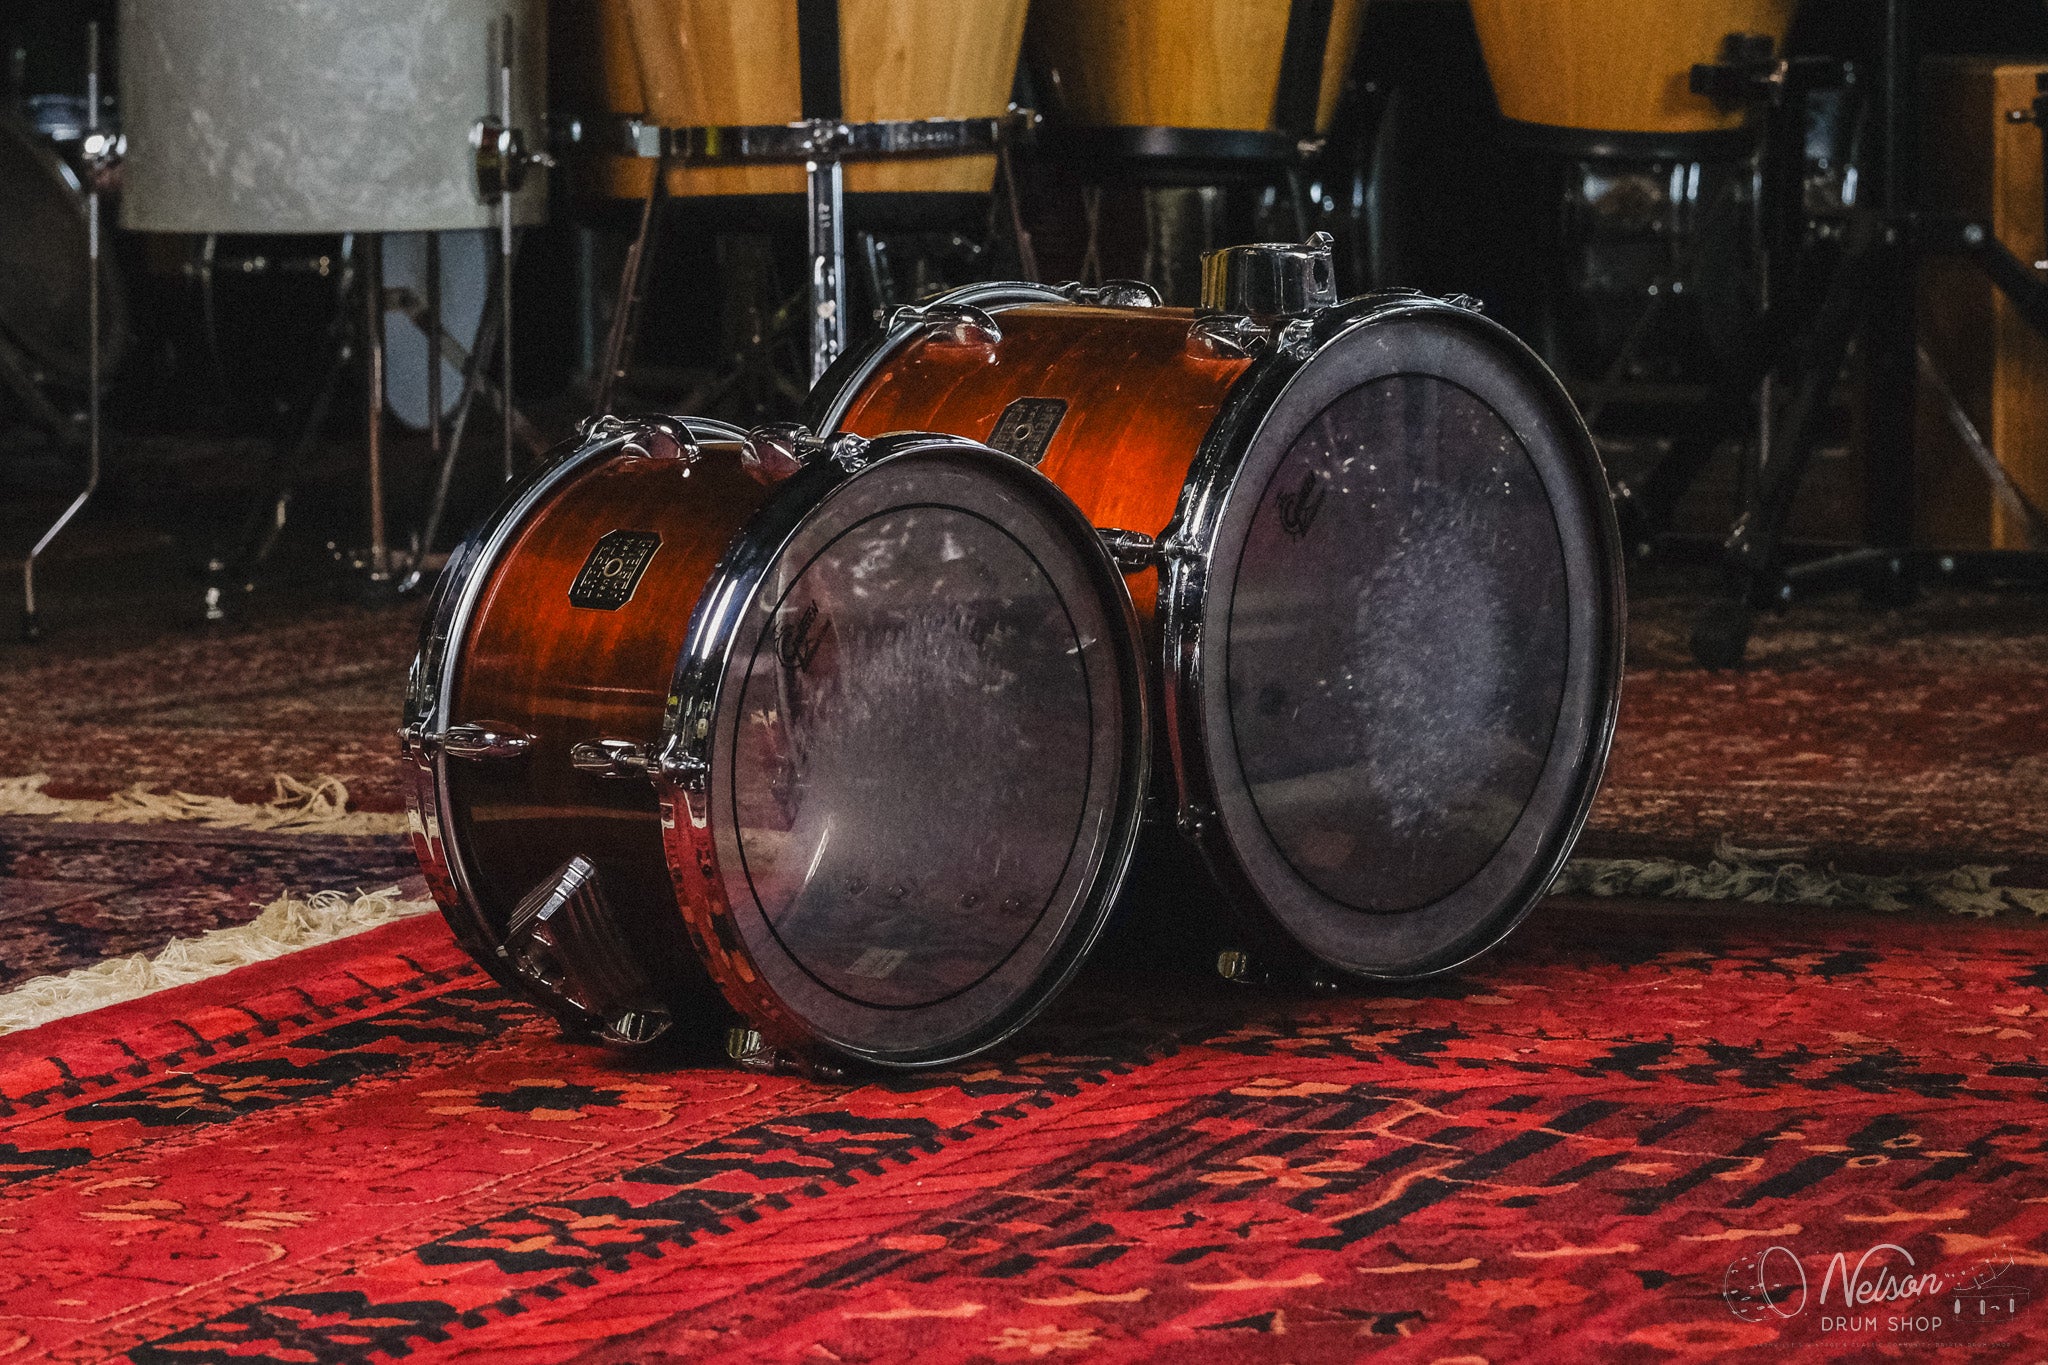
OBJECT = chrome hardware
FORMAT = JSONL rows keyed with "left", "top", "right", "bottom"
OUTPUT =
{"left": 620, "top": 415, "right": 701, "bottom": 463}
{"left": 1057, "top": 279, "right": 1161, "bottom": 308}
{"left": 471, "top": 115, "right": 554, "bottom": 197}
{"left": 743, "top": 422, "right": 824, "bottom": 476}
{"left": 1199, "top": 231, "right": 1338, "bottom": 320}
{"left": 570, "top": 738, "right": 654, "bottom": 779}
{"left": 398, "top": 721, "right": 429, "bottom": 758}
{"left": 504, "top": 857, "right": 673, "bottom": 1046}
{"left": 826, "top": 432, "right": 871, "bottom": 472}
{"left": 726, "top": 1026, "right": 777, "bottom": 1071}
{"left": 1186, "top": 314, "right": 1268, "bottom": 360}
{"left": 578, "top": 412, "right": 628, "bottom": 443}
{"left": 1177, "top": 803, "right": 1215, "bottom": 840}
{"left": 1443, "top": 293, "right": 1486, "bottom": 314}
{"left": 1216, "top": 950, "right": 1253, "bottom": 982}
{"left": 1098, "top": 528, "right": 1161, "bottom": 573}
{"left": 656, "top": 748, "right": 711, "bottom": 793}
{"left": 441, "top": 722, "right": 532, "bottom": 762}
{"left": 888, "top": 301, "right": 1002, "bottom": 348}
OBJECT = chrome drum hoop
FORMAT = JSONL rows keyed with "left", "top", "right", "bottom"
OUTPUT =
{"left": 652, "top": 433, "right": 1152, "bottom": 1070}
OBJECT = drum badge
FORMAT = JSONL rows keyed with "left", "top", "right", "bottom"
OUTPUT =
{"left": 988, "top": 397, "right": 1069, "bottom": 466}
{"left": 569, "top": 530, "right": 662, "bottom": 610}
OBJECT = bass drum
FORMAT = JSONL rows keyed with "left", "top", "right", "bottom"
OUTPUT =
{"left": 404, "top": 417, "right": 1148, "bottom": 1069}
{"left": 810, "top": 252, "right": 1624, "bottom": 983}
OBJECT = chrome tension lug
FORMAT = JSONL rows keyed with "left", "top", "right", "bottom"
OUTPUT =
{"left": 1057, "top": 279, "right": 1161, "bottom": 308}
{"left": 569, "top": 738, "right": 653, "bottom": 780}
{"left": 441, "top": 722, "right": 532, "bottom": 763}
{"left": 743, "top": 423, "right": 830, "bottom": 481}
{"left": 826, "top": 432, "right": 871, "bottom": 473}
{"left": 655, "top": 747, "right": 710, "bottom": 793}
{"left": 1097, "top": 527, "right": 1161, "bottom": 573}
{"left": 620, "top": 415, "right": 702, "bottom": 464}
{"left": 726, "top": 1027, "right": 778, "bottom": 1072}
{"left": 888, "top": 301, "right": 1001, "bottom": 348}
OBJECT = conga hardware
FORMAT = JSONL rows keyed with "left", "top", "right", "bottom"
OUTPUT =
{"left": 558, "top": 109, "right": 1038, "bottom": 388}
{"left": 407, "top": 412, "right": 1150, "bottom": 1073}
{"left": 813, "top": 233, "right": 1627, "bottom": 990}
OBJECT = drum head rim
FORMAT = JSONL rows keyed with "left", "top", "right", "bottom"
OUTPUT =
{"left": 1170, "top": 302, "right": 1624, "bottom": 979}
{"left": 660, "top": 435, "right": 1151, "bottom": 1070}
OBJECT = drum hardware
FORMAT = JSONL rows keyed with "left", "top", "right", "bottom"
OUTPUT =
{"left": 19, "top": 21, "right": 114, "bottom": 642}
{"left": 811, "top": 238, "right": 1625, "bottom": 986}
{"left": 1605, "top": 3, "right": 2048, "bottom": 666}
{"left": 503, "top": 856, "right": 675, "bottom": 1046}
{"left": 408, "top": 416, "right": 1148, "bottom": 1070}
{"left": 565, "top": 109, "right": 1039, "bottom": 391}
{"left": 473, "top": 12, "right": 553, "bottom": 486}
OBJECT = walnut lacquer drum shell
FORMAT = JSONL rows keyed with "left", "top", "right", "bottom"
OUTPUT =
{"left": 1026, "top": 0, "right": 1366, "bottom": 135}
{"left": 571, "top": 0, "right": 1027, "bottom": 199}
{"left": 1468, "top": 0, "right": 1796, "bottom": 139}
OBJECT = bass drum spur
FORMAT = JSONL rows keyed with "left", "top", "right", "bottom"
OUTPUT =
{"left": 810, "top": 236, "right": 1626, "bottom": 985}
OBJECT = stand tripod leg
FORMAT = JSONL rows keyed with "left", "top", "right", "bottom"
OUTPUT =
{"left": 594, "top": 153, "right": 669, "bottom": 416}
{"left": 362, "top": 233, "right": 392, "bottom": 584}
{"left": 22, "top": 21, "right": 104, "bottom": 641}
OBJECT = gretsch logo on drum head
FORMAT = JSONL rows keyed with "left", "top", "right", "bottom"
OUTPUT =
{"left": 987, "top": 397, "right": 1069, "bottom": 466}
{"left": 568, "top": 530, "right": 662, "bottom": 610}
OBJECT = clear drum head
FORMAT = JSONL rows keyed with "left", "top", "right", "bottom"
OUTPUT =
{"left": 698, "top": 443, "right": 1147, "bottom": 1066}
{"left": 1200, "top": 308, "right": 1621, "bottom": 978}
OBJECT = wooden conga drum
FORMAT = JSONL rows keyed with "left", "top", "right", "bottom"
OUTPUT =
{"left": 567, "top": 0, "right": 1028, "bottom": 200}
{"left": 1469, "top": 0, "right": 1797, "bottom": 151}
{"left": 404, "top": 415, "right": 1149, "bottom": 1069}
{"left": 811, "top": 241, "right": 1625, "bottom": 984}
{"left": 1026, "top": 0, "right": 1368, "bottom": 161}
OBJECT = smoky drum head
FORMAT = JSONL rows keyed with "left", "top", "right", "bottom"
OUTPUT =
{"left": 676, "top": 442, "right": 1148, "bottom": 1068}
{"left": 1200, "top": 310, "right": 1621, "bottom": 978}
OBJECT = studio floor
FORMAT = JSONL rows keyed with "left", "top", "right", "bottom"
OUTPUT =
{"left": 3, "top": 501, "right": 2048, "bottom": 1360}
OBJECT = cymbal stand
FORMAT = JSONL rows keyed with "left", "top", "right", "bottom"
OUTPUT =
{"left": 21, "top": 21, "right": 113, "bottom": 640}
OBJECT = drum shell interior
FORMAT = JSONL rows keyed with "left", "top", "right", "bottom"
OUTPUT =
{"left": 424, "top": 443, "right": 770, "bottom": 1017}
{"left": 118, "top": 0, "right": 548, "bottom": 234}
{"left": 565, "top": 0, "right": 1027, "bottom": 200}
{"left": 1026, "top": 0, "right": 1366, "bottom": 135}
{"left": 1468, "top": 0, "right": 1796, "bottom": 138}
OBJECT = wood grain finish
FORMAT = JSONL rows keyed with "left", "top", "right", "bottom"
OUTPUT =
{"left": 445, "top": 441, "right": 769, "bottom": 962}
{"left": 834, "top": 304, "right": 1253, "bottom": 627}
{"left": 1469, "top": 0, "right": 1795, "bottom": 136}
{"left": 1026, "top": 0, "right": 1366, "bottom": 135}
{"left": 1914, "top": 58, "right": 2048, "bottom": 550}
{"left": 581, "top": 0, "right": 1026, "bottom": 199}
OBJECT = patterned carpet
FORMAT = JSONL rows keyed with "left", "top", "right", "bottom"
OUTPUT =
{"left": 2, "top": 899, "right": 2044, "bottom": 1362}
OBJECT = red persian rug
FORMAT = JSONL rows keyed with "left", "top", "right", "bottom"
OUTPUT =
{"left": 3, "top": 900, "right": 2044, "bottom": 1363}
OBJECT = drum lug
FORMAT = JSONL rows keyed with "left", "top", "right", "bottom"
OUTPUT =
{"left": 1216, "top": 950, "right": 1271, "bottom": 986}
{"left": 1199, "top": 231, "right": 1338, "bottom": 319}
{"left": 502, "top": 857, "right": 673, "bottom": 1047}
{"left": 743, "top": 423, "right": 867, "bottom": 478}
{"left": 725, "top": 1027, "right": 847, "bottom": 1082}
{"left": 825, "top": 432, "right": 872, "bottom": 473}
{"left": 397, "top": 720, "right": 432, "bottom": 759}
{"left": 1097, "top": 527, "right": 1160, "bottom": 573}
{"left": 441, "top": 722, "right": 532, "bottom": 763}
{"left": 620, "top": 415, "right": 702, "bottom": 464}
{"left": 888, "top": 301, "right": 1002, "bottom": 349}
{"left": 1442, "top": 292, "right": 1486, "bottom": 314}
{"left": 1056, "top": 279, "right": 1161, "bottom": 308}
{"left": 655, "top": 746, "right": 710, "bottom": 794}
{"left": 1186, "top": 314, "right": 1267, "bottom": 361}
{"left": 570, "top": 738, "right": 655, "bottom": 779}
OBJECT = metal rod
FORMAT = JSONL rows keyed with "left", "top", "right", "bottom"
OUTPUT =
{"left": 425, "top": 232, "right": 443, "bottom": 468}
{"left": 595, "top": 151, "right": 670, "bottom": 415}
{"left": 498, "top": 13, "right": 516, "bottom": 482}
{"left": 364, "top": 233, "right": 390, "bottom": 579}
{"left": 410, "top": 249, "right": 499, "bottom": 588}
{"left": 806, "top": 156, "right": 846, "bottom": 382}
{"left": 22, "top": 21, "right": 104, "bottom": 640}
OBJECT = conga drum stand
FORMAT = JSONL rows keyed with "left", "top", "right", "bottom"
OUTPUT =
{"left": 1602, "top": 0, "right": 2048, "bottom": 666}
{"left": 574, "top": 110, "right": 1037, "bottom": 398}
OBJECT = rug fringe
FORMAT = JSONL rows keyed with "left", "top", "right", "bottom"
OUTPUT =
{"left": 1555, "top": 838, "right": 2048, "bottom": 918}
{"left": 0, "top": 773, "right": 407, "bottom": 836}
{"left": 0, "top": 887, "right": 435, "bottom": 1037}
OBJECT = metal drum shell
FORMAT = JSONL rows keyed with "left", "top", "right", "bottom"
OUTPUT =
{"left": 119, "top": 0, "right": 548, "bottom": 234}
{"left": 574, "top": 0, "right": 1029, "bottom": 200}
{"left": 1025, "top": 0, "right": 1367, "bottom": 135}
{"left": 810, "top": 288, "right": 1625, "bottom": 981}
{"left": 1468, "top": 0, "right": 1797, "bottom": 139}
